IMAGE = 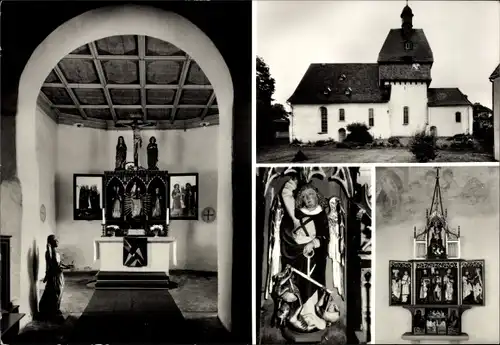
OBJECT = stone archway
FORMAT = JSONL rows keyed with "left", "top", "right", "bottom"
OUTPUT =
{"left": 16, "top": 5, "right": 234, "bottom": 330}
{"left": 338, "top": 128, "right": 347, "bottom": 142}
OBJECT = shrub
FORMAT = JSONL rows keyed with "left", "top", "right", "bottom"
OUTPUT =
{"left": 388, "top": 136, "right": 401, "bottom": 147}
{"left": 336, "top": 142, "right": 352, "bottom": 149}
{"left": 344, "top": 123, "right": 374, "bottom": 145}
{"left": 409, "top": 130, "right": 438, "bottom": 162}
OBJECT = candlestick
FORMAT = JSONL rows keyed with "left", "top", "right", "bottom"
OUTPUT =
{"left": 172, "top": 240, "right": 177, "bottom": 266}
{"left": 166, "top": 208, "right": 170, "bottom": 225}
{"left": 102, "top": 208, "right": 106, "bottom": 225}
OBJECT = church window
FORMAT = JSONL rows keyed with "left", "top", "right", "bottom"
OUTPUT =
{"left": 368, "top": 108, "right": 374, "bottom": 127}
{"left": 455, "top": 112, "right": 461, "bottom": 123}
{"left": 320, "top": 107, "right": 328, "bottom": 133}
{"left": 339, "top": 108, "right": 345, "bottom": 122}
{"left": 403, "top": 106, "right": 409, "bottom": 125}
{"left": 405, "top": 41, "right": 413, "bottom": 50}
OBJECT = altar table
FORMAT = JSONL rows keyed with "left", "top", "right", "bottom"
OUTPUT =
{"left": 94, "top": 237, "right": 177, "bottom": 275}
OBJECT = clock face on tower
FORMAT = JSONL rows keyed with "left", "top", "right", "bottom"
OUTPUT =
{"left": 40, "top": 204, "right": 46, "bottom": 222}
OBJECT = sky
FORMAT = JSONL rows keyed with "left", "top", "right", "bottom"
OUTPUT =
{"left": 257, "top": 0, "right": 500, "bottom": 110}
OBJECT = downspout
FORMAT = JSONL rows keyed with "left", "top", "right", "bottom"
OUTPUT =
{"left": 286, "top": 101, "right": 293, "bottom": 143}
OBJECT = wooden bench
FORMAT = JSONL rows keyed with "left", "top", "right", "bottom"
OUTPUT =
{"left": 1, "top": 311, "right": 25, "bottom": 344}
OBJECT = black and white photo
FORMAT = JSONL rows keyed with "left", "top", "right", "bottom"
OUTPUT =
{"left": 257, "top": 1, "right": 499, "bottom": 163}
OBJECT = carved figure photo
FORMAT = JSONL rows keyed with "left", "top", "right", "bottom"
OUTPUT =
{"left": 375, "top": 166, "right": 499, "bottom": 344}
{"left": 73, "top": 174, "right": 104, "bottom": 220}
{"left": 257, "top": 166, "right": 372, "bottom": 345}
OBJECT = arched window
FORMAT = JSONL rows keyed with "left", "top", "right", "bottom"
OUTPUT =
{"left": 455, "top": 112, "right": 461, "bottom": 123}
{"left": 320, "top": 107, "right": 328, "bottom": 133}
{"left": 339, "top": 108, "right": 345, "bottom": 122}
{"left": 368, "top": 108, "right": 374, "bottom": 127}
{"left": 403, "top": 106, "right": 409, "bottom": 125}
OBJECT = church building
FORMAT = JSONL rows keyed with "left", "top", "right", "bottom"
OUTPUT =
{"left": 288, "top": 4, "right": 474, "bottom": 143}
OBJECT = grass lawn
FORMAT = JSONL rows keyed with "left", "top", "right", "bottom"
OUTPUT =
{"left": 257, "top": 143, "right": 496, "bottom": 163}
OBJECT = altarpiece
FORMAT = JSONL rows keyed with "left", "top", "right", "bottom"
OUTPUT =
{"left": 389, "top": 168, "right": 485, "bottom": 341}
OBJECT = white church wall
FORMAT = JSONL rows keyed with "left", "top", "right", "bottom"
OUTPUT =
{"left": 493, "top": 77, "right": 500, "bottom": 161}
{"left": 388, "top": 82, "right": 428, "bottom": 136}
{"left": 55, "top": 125, "right": 219, "bottom": 272}
{"left": 290, "top": 103, "right": 390, "bottom": 142}
{"left": 428, "top": 105, "right": 473, "bottom": 137}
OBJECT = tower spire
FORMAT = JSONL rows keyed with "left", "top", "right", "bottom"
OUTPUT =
{"left": 401, "top": 0, "right": 414, "bottom": 37}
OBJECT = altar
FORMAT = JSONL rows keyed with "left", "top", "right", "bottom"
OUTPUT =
{"left": 94, "top": 236, "right": 177, "bottom": 275}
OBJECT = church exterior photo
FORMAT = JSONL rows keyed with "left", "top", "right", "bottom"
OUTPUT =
{"left": 288, "top": 5, "right": 474, "bottom": 144}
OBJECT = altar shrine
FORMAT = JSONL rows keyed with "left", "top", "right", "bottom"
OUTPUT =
{"left": 94, "top": 169, "right": 177, "bottom": 288}
{"left": 389, "top": 168, "right": 485, "bottom": 343}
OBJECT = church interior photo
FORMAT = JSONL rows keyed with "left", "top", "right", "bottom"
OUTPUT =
{"left": 1, "top": 1, "right": 252, "bottom": 343}
{"left": 256, "top": 167, "right": 372, "bottom": 345}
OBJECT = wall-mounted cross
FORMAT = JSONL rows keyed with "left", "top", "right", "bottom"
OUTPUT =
{"left": 202, "top": 207, "right": 216, "bottom": 223}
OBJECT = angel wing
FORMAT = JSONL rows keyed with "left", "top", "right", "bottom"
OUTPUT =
{"left": 265, "top": 195, "right": 284, "bottom": 300}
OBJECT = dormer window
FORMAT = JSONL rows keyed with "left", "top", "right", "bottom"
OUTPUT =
{"left": 339, "top": 74, "right": 347, "bottom": 81}
{"left": 405, "top": 41, "right": 413, "bottom": 50}
{"left": 323, "top": 86, "right": 332, "bottom": 96}
{"left": 345, "top": 87, "right": 352, "bottom": 96}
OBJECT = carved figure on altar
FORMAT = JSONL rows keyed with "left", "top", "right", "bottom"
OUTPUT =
{"left": 472, "top": 268, "right": 483, "bottom": 303}
{"left": 427, "top": 219, "right": 446, "bottom": 259}
{"left": 443, "top": 269, "right": 454, "bottom": 302}
{"left": 130, "top": 182, "right": 143, "bottom": 218}
{"left": 418, "top": 269, "right": 430, "bottom": 303}
{"left": 432, "top": 269, "right": 442, "bottom": 302}
{"left": 401, "top": 271, "right": 411, "bottom": 303}
{"left": 391, "top": 270, "right": 401, "bottom": 301}
{"left": 133, "top": 126, "right": 142, "bottom": 167}
{"left": 269, "top": 177, "right": 342, "bottom": 333}
{"left": 147, "top": 136, "right": 159, "bottom": 170}
{"left": 462, "top": 270, "right": 473, "bottom": 303}
{"left": 111, "top": 185, "right": 122, "bottom": 219}
{"left": 152, "top": 187, "right": 162, "bottom": 218}
{"left": 115, "top": 136, "right": 127, "bottom": 170}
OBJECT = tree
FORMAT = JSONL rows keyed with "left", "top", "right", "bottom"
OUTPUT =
{"left": 257, "top": 57, "right": 277, "bottom": 147}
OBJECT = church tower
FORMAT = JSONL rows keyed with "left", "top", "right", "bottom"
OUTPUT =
{"left": 377, "top": 1, "right": 434, "bottom": 136}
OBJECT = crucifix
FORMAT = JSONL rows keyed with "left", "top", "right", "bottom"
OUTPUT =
{"left": 115, "top": 115, "right": 156, "bottom": 168}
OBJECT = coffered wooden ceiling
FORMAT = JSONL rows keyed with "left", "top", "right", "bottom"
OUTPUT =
{"left": 38, "top": 35, "right": 219, "bottom": 130}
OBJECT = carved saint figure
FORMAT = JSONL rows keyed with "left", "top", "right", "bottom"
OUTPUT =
{"left": 152, "top": 187, "right": 162, "bottom": 218}
{"left": 391, "top": 270, "right": 401, "bottom": 301}
{"left": 462, "top": 270, "right": 473, "bottom": 303}
{"left": 472, "top": 268, "right": 483, "bottom": 303}
{"left": 432, "top": 271, "right": 442, "bottom": 302}
{"left": 147, "top": 136, "right": 159, "bottom": 170}
{"left": 278, "top": 180, "right": 331, "bottom": 331}
{"left": 130, "top": 183, "right": 143, "bottom": 218}
{"left": 401, "top": 270, "right": 411, "bottom": 303}
{"left": 427, "top": 221, "right": 446, "bottom": 259}
{"left": 112, "top": 185, "right": 122, "bottom": 219}
{"left": 443, "top": 269, "right": 454, "bottom": 302}
{"left": 38, "top": 235, "right": 70, "bottom": 322}
{"left": 419, "top": 269, "right": 430, "bottom": 303}
{"left": 115, "top": 136, "right": 127, "bottom": 170}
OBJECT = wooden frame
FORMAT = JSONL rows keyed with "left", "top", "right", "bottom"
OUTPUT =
{"left": 460, "top": 260, "right": 485, "bottom": 306}
{"left": 73, "top": 174, "right": 104, "bottom": 221}
{"left": 168, "top": 173, "right": 199, "bottom": 220}
{"left": 389, "top": 260, "right": 413, "bottom": 306}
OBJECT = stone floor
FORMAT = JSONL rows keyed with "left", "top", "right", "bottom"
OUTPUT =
{"left": 14, "top": 271, "right": 229, "bottom": 343}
